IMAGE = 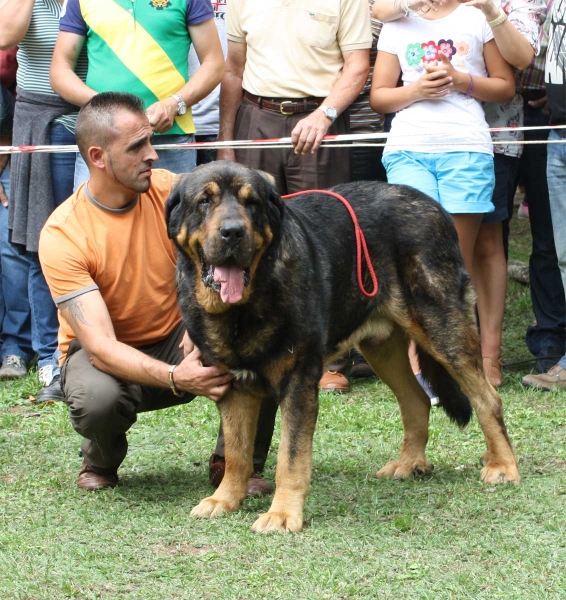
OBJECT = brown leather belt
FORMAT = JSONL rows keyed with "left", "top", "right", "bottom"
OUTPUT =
{"left": 243, "top": 91, "right": 325, "bottom": 115}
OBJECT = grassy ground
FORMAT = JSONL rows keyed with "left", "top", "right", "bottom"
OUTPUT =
{"left": 1, "top": 214, "right": 565, "bottom": 600}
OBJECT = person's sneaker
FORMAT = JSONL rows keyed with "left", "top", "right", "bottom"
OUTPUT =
{"left": 518, "top": 200, "right": 529, "bottom": 219}
{"left": 0, "top": 355, "right": 27, "bottom": 379}
{"left": 522, "top": 364, "right": 566, "bottom": 391}
{"left": 416, "top": 373, "right": 440, "bottom": 406}
{"left": 38, "top": 365, "right": 54, "bottom": 386}
{"left": 36, "top": 375, "right": 64, "bottom": 403}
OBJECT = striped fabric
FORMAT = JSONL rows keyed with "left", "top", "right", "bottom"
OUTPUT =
{"left": 61, "top": 0, "right": 212, "bottom": 135}
{"left": 348, "top": 0, "right": 384, "bottom": 134}
{"left": 16, "top": 0, "right": 87, "bottom": 132}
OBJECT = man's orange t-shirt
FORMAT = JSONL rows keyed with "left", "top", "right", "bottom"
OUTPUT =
{"left": 39, "top": 169, "right": 182, "bottom": 364}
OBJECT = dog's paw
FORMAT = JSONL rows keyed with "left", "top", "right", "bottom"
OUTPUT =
{"left": 252, "top": 511, "right": 303, "bottom": 534}
{"left": 481, "top": 462, "right": 520, "bottom": 484}
{"left": 376, "top": 460, "right": 433, "bottom": 480}
{"left": 190, "top": 496, "right": 240, "bottom": 519}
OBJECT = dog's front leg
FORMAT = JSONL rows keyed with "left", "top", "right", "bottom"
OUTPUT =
{"left": 191, "top": 389, "right": 262, "bottom": 519}
{"left": 252, "top": 381, "right": 319, "bottom": 534}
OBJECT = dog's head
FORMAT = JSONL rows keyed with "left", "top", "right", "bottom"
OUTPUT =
{"left": 166, "top": 161, "right": 284, "bottom": 313}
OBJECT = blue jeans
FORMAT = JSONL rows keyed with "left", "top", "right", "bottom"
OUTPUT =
{"left": 30, "top": 123, "right": 75, "bottom": 369}
{"left": 74, "top": 133, "right": 197, "bottom": 190}
{"left": 547, "top": 129, "right": 566, "bottom": 370}
{"left": 31, "top": 123, "right": 77, "bottom": 369}
{"left": 0, "top": 163, "right": 33, "bottom": 363}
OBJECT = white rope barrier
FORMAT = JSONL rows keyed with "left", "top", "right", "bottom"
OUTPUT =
{"left": 1, "top": 125, "right": 565, "bottom": 155}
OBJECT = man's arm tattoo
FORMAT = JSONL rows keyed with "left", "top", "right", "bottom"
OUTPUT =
{"left": 59, "top": 297, "right": 92, "bottom": 330}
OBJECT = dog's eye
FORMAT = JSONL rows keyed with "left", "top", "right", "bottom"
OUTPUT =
{"left": 197, "top": 196, "right": 210, "bottom": 208}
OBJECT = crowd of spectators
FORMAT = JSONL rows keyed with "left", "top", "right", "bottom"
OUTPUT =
{"left": 0, "top": 0, "right": 565, "bottom": 489}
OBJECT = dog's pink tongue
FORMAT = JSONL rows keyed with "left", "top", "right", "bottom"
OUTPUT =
{"left": 213, "top": 266, "right": 245, "bottom": 304}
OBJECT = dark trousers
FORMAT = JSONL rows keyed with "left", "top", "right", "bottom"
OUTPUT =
{"left": 518, "top": 106, "right": 566, "bottom": 358}
{"left": 234, "top": 97, "right": 351, "bottom": 195}
{"left": 61, "top": 323, "right": 193, "bottom": 470}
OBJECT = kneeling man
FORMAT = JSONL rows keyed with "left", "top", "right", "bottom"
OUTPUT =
{"left": 39, "top": 92, "right": 271, "bottom": 494}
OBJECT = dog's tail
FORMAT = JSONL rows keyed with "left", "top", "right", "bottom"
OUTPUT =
{"left": 417, "top": 347, "right": 473, "bottom": 427}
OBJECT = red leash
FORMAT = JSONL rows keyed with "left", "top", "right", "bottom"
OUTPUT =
{"left": 281, "top": 190, "right": 379, "bottom": 298}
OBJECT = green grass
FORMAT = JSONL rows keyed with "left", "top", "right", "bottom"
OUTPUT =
{"left": 1, "top": 222, "right": 565, "bottom": 599}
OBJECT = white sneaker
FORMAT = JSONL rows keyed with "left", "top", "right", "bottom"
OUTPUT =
{"left": 38, "top": 365, "right": 54, "bottom": 386}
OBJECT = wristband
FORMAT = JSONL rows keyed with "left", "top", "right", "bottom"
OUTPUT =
{"left": 465, "top": 74, "right": 473, "bottom": 98}
{"left": 168, "top": 364, "right": 184, "bottom": 397}
{"left": 488, "top": 10, "right": 507, "bottom": 28}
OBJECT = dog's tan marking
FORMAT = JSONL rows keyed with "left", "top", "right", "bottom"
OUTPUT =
{"left": 253, "top": 395, "right": 316, "bottom": 533}
{"left": 237, "top": 184, "right": 253, "bottom": 202}
{"left": 175, "top": 224, "right": 189, "bottom": 252}
{"left": 191, "top": 390, "right": 264, "bottom": 519}
{"left": 203, "top": 181, "right": 221, "bottom": 197}
{"left": 358, "top": 327, "right": 433, "bottom": 480}
{"left": 329, "top": 315, "right": 394, "bottom": 367}
{"left": 264, "top": 351, "right": 297, "bottom": 389}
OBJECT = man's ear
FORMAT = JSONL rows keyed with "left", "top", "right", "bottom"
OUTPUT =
{"left": 88, "top": 146, "right": 104, "bottom": 169}
{"left": 165, "top": 184, "right": 184, "bottom": 240}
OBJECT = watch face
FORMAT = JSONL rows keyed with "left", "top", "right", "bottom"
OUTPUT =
{"left": 178, "top": 104, "right": 187, "bottom": 116}
{"left": 327, "top": 107, "right": 337, "bottom": 119}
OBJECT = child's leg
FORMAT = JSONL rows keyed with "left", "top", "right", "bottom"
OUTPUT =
{"left": 435, "top": 152, "right": 496, "bottom": 276}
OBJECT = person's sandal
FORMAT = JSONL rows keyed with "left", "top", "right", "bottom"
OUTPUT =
{"left": 483, "top": 357, "right": 502, "bottom": 388}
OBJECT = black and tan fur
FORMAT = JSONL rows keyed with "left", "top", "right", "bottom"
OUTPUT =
{"left": 166, "top": 161, "right": 520, "bottom": 533}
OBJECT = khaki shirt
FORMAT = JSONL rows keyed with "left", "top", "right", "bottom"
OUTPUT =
{"left": 227, "top": 0, "right": 372, "bottom": 98}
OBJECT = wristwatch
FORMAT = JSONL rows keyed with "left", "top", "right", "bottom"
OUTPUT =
{"left": 317, "top": 105, "right": 338, "bottom": 123}
{"left": 171, "top": 93, "right": 187, "bottom": 116}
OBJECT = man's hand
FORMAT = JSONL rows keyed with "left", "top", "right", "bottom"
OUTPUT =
{"left": 291, "top": 109, "right": 332, "bottom": 155}
{"left": 146, "top": 97, "right": 178, "bottom": 133}
{"left": 173, "top": 346, "right": 233, "bottom": 402}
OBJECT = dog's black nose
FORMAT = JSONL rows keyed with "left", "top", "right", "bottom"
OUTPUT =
{"left": 219, "top": 222, "right": 245, "bottom": 244}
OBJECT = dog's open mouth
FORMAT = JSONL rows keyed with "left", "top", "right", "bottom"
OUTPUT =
{"left": 199, "top": 247, "right": 251, "bottom": 304}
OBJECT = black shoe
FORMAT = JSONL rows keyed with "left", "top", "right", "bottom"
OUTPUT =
{"left": 36, "top": 375, "right": 64, "bottom": 403}
{"left": 537, "top": 347, "right": 564, "bottom": 374}
{"left": 349, "top": 352, "right": 375, "bottom": 378}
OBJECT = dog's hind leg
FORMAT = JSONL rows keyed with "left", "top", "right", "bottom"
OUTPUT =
{"left": 413, "top": 325, "right": 520, "bottom": 484}
{"left": 252, "top": 371, "right": 319, "bottom": 533}
{"left": 442, "top": 363, "right": 519, "bottom": 484}
{"left": 191, "top": 390, "right": 262, "bottom": 519}
{"left": 359, "top": 327, "right": 434, "bottom": 480}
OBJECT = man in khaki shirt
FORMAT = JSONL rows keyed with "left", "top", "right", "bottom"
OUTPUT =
{"left": 217, "top": 0, "right": 372, "bottom": 192}
{"left": 208, "top": 0, "right": 371, "bottom": 487}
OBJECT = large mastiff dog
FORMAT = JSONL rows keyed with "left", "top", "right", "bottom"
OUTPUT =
{"left": 166, "top": 161, "right": 520, "bottom": 533}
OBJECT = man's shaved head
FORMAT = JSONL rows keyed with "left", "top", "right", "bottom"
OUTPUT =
{"left": 76, "top": 92, "right": 146, "bottom": 163}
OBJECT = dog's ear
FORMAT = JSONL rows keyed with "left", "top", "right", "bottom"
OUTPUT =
{"left": 257, "top": 170, "right": 285, "bottom": 225}
{"left": 165, "top": 182, "right": 185, "bottom": 240}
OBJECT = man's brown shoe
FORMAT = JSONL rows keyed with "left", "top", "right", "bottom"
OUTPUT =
{"left": 319, "top": 370, "right": 350, "bottom": 392}
{"left": 522, "top": 364, "right": 566, "bottom": 391}
{"left": 208, "top": 454, "right": 273, "bottom": 497}
{"left": 77, "top": 460, "right": 119, "bottom": 491}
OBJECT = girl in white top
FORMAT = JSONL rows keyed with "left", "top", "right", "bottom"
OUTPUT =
{"left": 370, "top": 0, "right": 515, "bottom": 276}
{"left": 370, "top": 0, "right": 515, "bottom": 397}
